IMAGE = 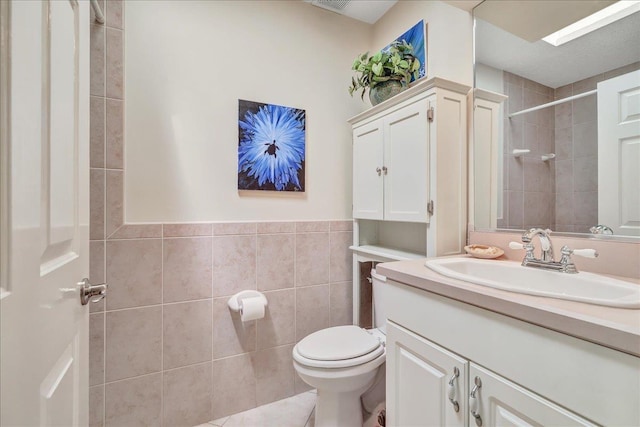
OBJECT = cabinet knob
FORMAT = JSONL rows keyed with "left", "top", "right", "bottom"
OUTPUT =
{"left": 382, "top": 166, "right": 388, "bottom": 175}
{"left": 376, "top": 167, "right": 382, "bottom": 176}
{"left": 469, "top": 376, "right": 483, "bottom": 426}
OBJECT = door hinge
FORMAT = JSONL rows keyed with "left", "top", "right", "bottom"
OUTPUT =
{"left": 427, "top": 200, "right": 434, "bottom": 215}
{"left": 427, "top": 107, "right": 434, "bottom": 122}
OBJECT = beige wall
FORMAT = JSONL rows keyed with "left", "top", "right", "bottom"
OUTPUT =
{"left": 90, "top": 3, "right": 360, "bottom": 425}
{"left": 123, "top": 0, "right": 475, "bottom": 223}
{"left": 124, "top": 1, "right": 371, "bottom": 222}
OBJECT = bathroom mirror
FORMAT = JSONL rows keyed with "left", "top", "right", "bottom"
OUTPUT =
{"left": 472, "top": 0, "right": 640, "bottom": 238}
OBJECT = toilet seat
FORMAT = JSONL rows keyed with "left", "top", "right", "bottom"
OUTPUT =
{"left": 293, "top": 326, "right": 385, "bottom": 369}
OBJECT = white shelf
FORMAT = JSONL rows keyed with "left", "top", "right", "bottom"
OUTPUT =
{"left": 350, "top": 245, "right": 425, "bottom": 263}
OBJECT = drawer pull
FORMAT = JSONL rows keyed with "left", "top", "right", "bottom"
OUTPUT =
{"left": 447, "top": 367, "right": 460, "bottom": 412}
{"left": 469, "top": 376, "right": 483, "bottom": 426}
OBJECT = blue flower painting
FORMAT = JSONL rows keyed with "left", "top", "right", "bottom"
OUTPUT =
{"left": 384, "top": 20, "right": 426, "bottom": 82}
{"left": 238, "top": 100, "right": 306, "bottom": 191}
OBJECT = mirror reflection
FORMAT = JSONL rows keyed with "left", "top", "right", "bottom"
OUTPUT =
{"left": 473, "top": 0, "right": 640, "bottom": 237}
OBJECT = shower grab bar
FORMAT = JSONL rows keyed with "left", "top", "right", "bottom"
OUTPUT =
{"left": 508, "top": 89, "right": 596, "bottom": 118}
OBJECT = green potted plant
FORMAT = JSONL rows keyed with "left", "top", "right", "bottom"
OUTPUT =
{"left": 348, "top": 40, "right": 421, "bottom": 106}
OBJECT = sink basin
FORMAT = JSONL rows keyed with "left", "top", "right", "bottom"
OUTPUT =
{"left": 425, "top": 257, "right": 640, "bottom": 309}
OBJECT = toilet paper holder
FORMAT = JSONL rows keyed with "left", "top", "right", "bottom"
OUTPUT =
{"left": 227, "top": 290, "right": 268, "bottom": 312}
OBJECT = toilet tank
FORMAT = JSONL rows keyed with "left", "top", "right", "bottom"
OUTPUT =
{"left": 370, "top": 269, "right": 387, "bottom": 334}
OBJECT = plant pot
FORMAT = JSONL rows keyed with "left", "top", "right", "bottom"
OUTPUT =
{"left": 369, "top": 80, "right": 405, "bottom": 106}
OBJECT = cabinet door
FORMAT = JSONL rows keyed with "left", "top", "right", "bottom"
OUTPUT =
{"left": 353, "top": 120, "right": 384, "bottom": 220}
{"left": 469, "top": 363, "right": 597, "bottom": 427}
{"left": 386, "top": 321, "right": 466, "bottom": 427}
{"left": 383, "top": 98, "right": 430, "bottom": 222}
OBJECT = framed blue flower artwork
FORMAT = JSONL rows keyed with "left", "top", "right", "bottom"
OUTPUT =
{"left": 384, "top": 20, "right": 427, "bottom": 82}
{"left": 238, "top": 100, "right": 306, "bottom": 192}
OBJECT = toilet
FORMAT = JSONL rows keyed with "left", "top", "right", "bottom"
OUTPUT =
{"left": 293, "top": 269, "right": 387, "bottom": 427}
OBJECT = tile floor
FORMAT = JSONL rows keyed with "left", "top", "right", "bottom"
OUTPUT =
{"left": 196, "top": 390, "right": 317, "bottom": 427}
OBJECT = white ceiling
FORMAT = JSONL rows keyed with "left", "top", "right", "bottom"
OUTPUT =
{"left": 474, "top": 0, "right": 615, "bottom": 42}
{"left": 304, "top": 0, "right": 640, "bottom": 88}
{"left": 475, "top": 6, "right": 640, "bottom": 88}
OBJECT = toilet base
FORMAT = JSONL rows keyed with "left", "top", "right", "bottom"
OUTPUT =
{"left": 315, "top": 388, "right": 366, "bottom": 427}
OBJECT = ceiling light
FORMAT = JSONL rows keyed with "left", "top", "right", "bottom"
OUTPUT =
{"left": 542, "top": 0, "right": 640, "bottom": 46}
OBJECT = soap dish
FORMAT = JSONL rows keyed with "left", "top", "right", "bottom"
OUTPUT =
{"left": 464, "top": 244, "right": 504, "bottom": 259}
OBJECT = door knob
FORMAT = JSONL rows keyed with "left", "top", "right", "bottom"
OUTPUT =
{"left": 78, "top": 278, "right": 108, "bottom": 305}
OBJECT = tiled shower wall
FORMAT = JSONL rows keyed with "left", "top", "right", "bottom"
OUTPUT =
{"left": 499, "top": 62, "right": 640, "bottom": 233}
{"left": 553, "top": 61, "right": 640, "bottom": 233}
{"left": 500, "top": 72, "right": 556, "bottom": 230}
{"left": 88, "top": 4, "right": 353, "bottom": 426}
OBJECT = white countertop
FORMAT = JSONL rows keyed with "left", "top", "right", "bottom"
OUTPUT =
{"left": 376, "top": 256, "right": 640, "bottom": 358}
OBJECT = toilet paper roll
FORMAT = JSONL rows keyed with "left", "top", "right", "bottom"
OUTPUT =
{"left": 240, "top": 296, "right": 265, "bottom": 322}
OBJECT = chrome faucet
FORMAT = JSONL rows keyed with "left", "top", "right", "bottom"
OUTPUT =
{"left": 589, "top": 224, "right": 613, "bottom": 235}
{"left": 509, "top": 228, "right": 598, "bottom": 274}
{"left": 522, "top": 228, "right": 554, "bottom": 262}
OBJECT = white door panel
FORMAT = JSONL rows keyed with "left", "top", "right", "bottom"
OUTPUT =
{"left": 598, "top": 70, "right": 640, "bottom": 236}
{"left": 470, "top": 363, "right": 597, "bottom": 426}
{"left": 353, "top": 121, "right": 384, "bottom": 220}
{"left": 1, "top": 0, "right": 90, "bottom": 425}
{"left": 386, "top": 321, "right": 466, "bottom": 427}
{"left": 384, "top": 99, "right": 429, "bottom": 222}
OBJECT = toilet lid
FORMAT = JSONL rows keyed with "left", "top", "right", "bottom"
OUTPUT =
{"left": 297, "top": 326, "right": 381, "bottom": 361}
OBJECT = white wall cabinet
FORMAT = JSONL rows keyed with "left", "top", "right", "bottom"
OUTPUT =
{"left": 353, "top": 98, "right": 430, "bottom": 223}
{"left": 350, "top": 78, "right": 470, "bottom": 324}
{"left": 383, "top": 279, "right": 640, "bottom": 426}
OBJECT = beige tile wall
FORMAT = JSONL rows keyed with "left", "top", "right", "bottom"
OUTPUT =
{"left": 500, "top": 71, "right": 556, "bottom": 230}
{"left": 88, "top": 4, "right": 353, "bottom": 426}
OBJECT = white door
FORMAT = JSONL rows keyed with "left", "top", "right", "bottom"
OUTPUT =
{"left": 386, "top": 321, "right": 467, "bottom": 427}
{"left": 383, "top": 99, "right": 430, "bottom": 222}
{"left": 468, "top": 363, "right": 596, "bottom": 426}
{"left": 0, "top": 0, "right": 91, "bottom": 425}
{"left": 353, "top": 120, "right": 384, "bottom": 220}
{"left": 598, "top": 70, "right": 640, "bottom": 236}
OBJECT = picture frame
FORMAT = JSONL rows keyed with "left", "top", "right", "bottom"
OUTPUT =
{"left": 237, "top": 99, "right": 306, "bottom": 192}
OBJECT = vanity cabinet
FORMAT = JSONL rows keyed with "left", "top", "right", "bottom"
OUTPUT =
{"left": 383, "top": 277, "right": 640, "bottom": 426}
{"left": 387, "top": 321, "right": 596, "bottom": 427}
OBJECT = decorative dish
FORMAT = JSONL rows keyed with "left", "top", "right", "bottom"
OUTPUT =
{"left": 464, "top": 244, "right": 504, "bottom": 259}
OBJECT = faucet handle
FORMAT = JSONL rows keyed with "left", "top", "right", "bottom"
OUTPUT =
{"left": 562, "top": 246, "right": 598, "bottom": 259}
{"left": 510, "top": 241, "right": 536, "bottom": 263}
{"left": 559, "top": 246, "right": 598, "bottom": 273}
{"left": 509, "top": 241, "right": 524, "bottom": 250}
